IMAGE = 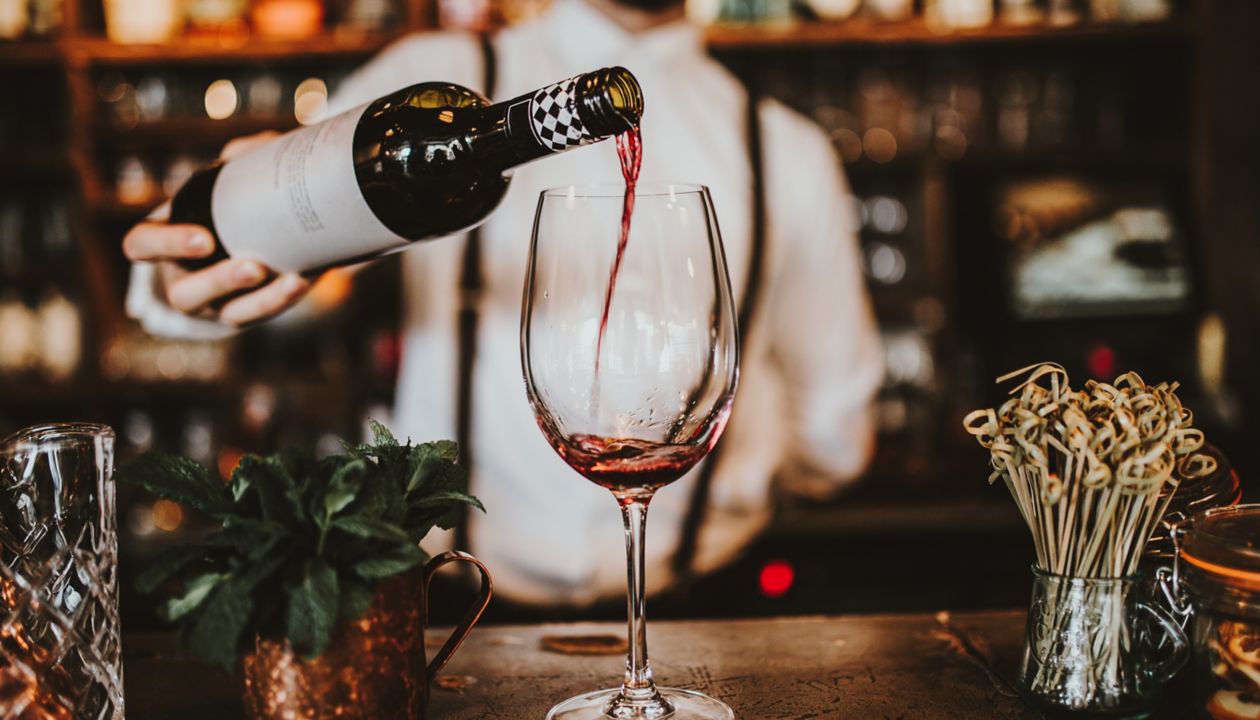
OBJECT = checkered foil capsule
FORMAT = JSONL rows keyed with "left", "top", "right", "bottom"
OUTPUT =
{"left": 529, "top": 77, "right": 595, "bottom": 152}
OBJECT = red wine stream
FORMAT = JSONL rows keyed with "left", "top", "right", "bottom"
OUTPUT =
{"left": 594, "top": 127, "right": 643, "bottom": 372}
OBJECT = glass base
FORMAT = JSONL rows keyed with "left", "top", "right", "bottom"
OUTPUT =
{"left": 546, "top": 687, "right": 734, "bottom": 720}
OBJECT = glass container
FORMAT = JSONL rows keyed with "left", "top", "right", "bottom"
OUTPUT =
{"left": 1180, "top": 505, "right": 1260, "bottom": 720}
{"left": 1152, "top": 444, "right": 1242, "bottom": 558}
{"left": 1018, "top": 568, "right": 1188, "bottom": 718}
{"left": 1, "top": 423, "right": 124, "bottom": 719}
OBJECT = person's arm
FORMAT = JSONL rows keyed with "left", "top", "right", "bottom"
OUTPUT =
{"left": 125, "top": 32, "right": 482, "bottom": 336}
{"left": 324, "top": 32, "right": 482, "bottom": 115}
{"left": 764, "top": 104, "right": 884, "bottom": 499}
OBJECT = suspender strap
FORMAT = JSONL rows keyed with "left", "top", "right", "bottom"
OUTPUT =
{"left": 670, "top": 87, "right": 768, "bottom": 579}
{"left": 454, "top": 33, "right": 496, "bottom": 553}
{"left": 478, "top": 32, "right": 497, "bottom": 108}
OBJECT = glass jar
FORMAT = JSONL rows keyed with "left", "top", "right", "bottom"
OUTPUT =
{"left": 1018, "top": 568, "right": 1188, "bottom": 718}
{"left": 1179, "top": 505, "right": 1260, "bottom": 720}
{"left": 1147, "top": 444, "right": 1241, "bottom": 564}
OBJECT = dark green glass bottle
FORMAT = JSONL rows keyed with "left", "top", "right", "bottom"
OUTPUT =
{"left": 170, "top": 67, "right": 643, "bottom": 273}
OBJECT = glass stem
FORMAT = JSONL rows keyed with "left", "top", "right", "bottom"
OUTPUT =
{"left": 622, "top": 499, "right": 654, "bottom": 692}
{"left": 610, "top": 497, "right": 673, "bottom": 717}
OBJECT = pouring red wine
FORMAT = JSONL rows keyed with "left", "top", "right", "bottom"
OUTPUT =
{"left": 522, "top": 160, "right": 739, "bottom": 717}
{"left": 594, "top": 126, "right": 643, "bottom": 373}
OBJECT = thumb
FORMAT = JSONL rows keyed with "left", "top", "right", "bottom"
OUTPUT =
{"left": 221, "top": 130, "right": 281, "bottom": 160}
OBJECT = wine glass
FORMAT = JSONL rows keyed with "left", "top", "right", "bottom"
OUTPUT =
{"left": 521, "top": 183, "right": 738, "bottom": 720}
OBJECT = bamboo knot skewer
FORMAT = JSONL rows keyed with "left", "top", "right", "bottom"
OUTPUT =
{"left": 963, "top": 362, "right": 1216, "bottom": 579}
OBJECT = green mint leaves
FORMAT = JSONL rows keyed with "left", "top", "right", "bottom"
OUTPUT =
{"left": 116, "top": 422, "right": 483, "bottom": 670}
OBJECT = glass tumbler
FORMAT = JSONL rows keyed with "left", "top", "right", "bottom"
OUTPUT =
{"left": 1018, "top": 568, "right": 1188, "bottom": 718}
{"left": 1, "top": 423, "right": 124, "bottom": 719}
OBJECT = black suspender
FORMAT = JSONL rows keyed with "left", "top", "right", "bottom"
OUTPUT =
{"left": 453, "top": 33, "right": 496, "bottom": 554}
{"left": 452, "top": 42, "right": 768, "bottom": 575}
{"left": 670, "top": 86, "right": 768, "bottom": 580}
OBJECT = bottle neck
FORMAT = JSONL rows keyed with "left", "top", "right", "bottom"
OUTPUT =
{"left": 472, "top": 69, "right": 641, "bottom": 174}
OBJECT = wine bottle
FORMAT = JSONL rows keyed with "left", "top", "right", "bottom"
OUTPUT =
{"left": 171, "top": 67, "right": 643, "bottom": 273}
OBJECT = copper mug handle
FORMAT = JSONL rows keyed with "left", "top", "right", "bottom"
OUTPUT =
{"left": 422, "top": 550, "right": 493, "bottom": 682}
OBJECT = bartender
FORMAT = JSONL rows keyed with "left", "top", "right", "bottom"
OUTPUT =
{"left": 122, "top": 0, "right": 883, "bottom": 606}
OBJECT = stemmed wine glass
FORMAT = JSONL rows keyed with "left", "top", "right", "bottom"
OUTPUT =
{"left": 521, "top": 183, "right": 738, "bottom": 719}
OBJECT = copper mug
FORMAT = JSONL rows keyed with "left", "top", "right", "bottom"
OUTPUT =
{"left": 242, "top": 551, "right": 492, "bottom": 719}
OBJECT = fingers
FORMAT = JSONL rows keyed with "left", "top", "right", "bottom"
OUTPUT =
{"left": 127, "top": 132, "right": 277, "bottom": 264}
{"left": 220, "top": 274, "right": 312, "bottom": 326}
{"left": 146, "top": 200, "right": 171, "bottom": 222}
{"left": 123, "top": 223, "right": 215, "bottom": 262}
{"left": 166, "top": 258, "right": 270, "bottom": 314}
{"left": 157, "top": 260, "right": 307, "bottom": 326}
{"left": 221, "top": 131, "right": 280, "bottom": 160}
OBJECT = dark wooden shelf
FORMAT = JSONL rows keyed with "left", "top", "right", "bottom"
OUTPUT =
{"left": 706, "top": 17, "right": 1187, "bottom": 50}
{"left": 91, "top": 196, "right": 163, "bottom": 221}
{"left": 0, "top": 378, "right": 218, "bottom": 406}
{"left": 835, "top": 144, "right": 1188, "bottom": 174}
{"left": 69, "top": 31, "right": 398, "bottom": 65}
{"left": 771, "top": 495, "right": 1023, "bottom": 538}
{"left": 0, "top": 145, "right": 75, "bottom": 178}
{"left": 0, "top": 39, "right": 64, "bottom": 65}
{"left": 0, "top": 373, "right": 379, "bottom": 408}
{"left": 98, "top": 116, "right": 297, "bottom": 147}
{"left": 951, "top": 144, "right": 1188, "bottom": 170}
{"left": 2, "top": 32, "right": 398, "bottom": 66}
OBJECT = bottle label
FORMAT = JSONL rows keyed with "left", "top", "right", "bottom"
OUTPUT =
{"left": 210, "top": 103, "right": 406, "bottom": 273}
{"left": 522, "top": 76, "right": 595, "bottom": 152}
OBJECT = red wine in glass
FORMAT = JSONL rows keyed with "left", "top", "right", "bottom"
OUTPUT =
{"left": 594, "top": 127, "right": 643, "bottom": 372}
{"left": 550, "top": 433, "right": 708, "bottom": 497}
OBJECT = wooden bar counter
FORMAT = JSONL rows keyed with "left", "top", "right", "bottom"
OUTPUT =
{"left": 122, "top": 610, "right": 1196, "bottom": 718}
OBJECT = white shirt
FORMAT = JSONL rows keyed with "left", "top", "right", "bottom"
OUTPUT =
{"left": 127, "top": 0, "right": 883, "bottom": 606}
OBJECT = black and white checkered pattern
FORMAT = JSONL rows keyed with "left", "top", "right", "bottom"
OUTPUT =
{"left": 530, "top": 77, "right": 594, "bottom": 151}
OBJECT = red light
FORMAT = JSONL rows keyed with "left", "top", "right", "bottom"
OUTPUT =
{"left": 1087, "top": 345, "right": 1116, "bottom": 380}
{"left": 759, "top": 559, "right": 795, "bottom": 598}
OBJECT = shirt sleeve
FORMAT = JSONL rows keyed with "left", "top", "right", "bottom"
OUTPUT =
{"left": 325, "top": 31, "right": 485, "bottom": 115}
{"left": 125, "top": 263, "right": 239, "bottom": 340}
{"left": 762, "top": 102, "right": 884, "bottom": 499}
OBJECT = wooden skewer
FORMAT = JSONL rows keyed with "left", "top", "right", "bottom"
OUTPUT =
{"left": 965, "top": 362, "right": 1216, "bottom": 580}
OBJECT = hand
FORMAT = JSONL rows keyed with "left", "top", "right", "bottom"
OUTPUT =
{"left": 122, "top": 131, "right": 314, "bottom": 327}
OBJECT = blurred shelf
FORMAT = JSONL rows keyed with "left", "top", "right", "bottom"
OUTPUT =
{"left": 98, "top": 116, "right": 297, "bottom": 147}
{"left": 0, "top": 145, "right": 75, "bottom": 179}
{"left": 771, "top": 494, "right": 1024, "bottom": 539}
{"left": 0, "top": 265, "right": 85, "bottom": 291}
{"left": 706, "top": 17, "right": 1186, "bottom": 51}
{"left": 0, "top": 378, "right": 223, "bottom": 407}
{"left": 0, "top": 39, "right": 64, "bottom": 65}
{"left": 838, "top": 144, "right": 1188, "bottom": 173}
{"left": 91, "top": 196, "right": 163, "bottom": 221}
{"left": 69, "top": 31, "right": 397, "bottom": 65}
{"left": 2, "top": 32, "right": 397, "bottom": 66}
{"left": 951, "top": 144, "right": 1189, "bottom": 170}
{"left": 0, "top": 374, "right": 382, "bottom": 407}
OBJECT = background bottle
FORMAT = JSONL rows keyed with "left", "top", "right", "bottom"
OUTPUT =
{"left": 171, "top": 66, "right": 644, "bottom": 274}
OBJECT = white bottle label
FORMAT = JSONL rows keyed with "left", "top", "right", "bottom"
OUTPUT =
{"left": 211, "top": 102, "right": 408, "bottom": 273}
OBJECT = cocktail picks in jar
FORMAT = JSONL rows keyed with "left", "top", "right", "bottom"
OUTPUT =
{"left": 963, "top": 362, "right": 1217, "bottom": 579}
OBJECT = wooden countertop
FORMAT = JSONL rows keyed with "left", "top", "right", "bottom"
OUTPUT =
{"left": 122, "top": 609, "right": 1197, "bottom": 719}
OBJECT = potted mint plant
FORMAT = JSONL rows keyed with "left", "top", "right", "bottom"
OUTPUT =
{"left": 118, "top": 422, "right": 491, "bottom": 720}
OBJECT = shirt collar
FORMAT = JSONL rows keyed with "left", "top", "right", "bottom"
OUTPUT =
{"left": 542, "top": 0, "right": 704, "bottom": 73}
